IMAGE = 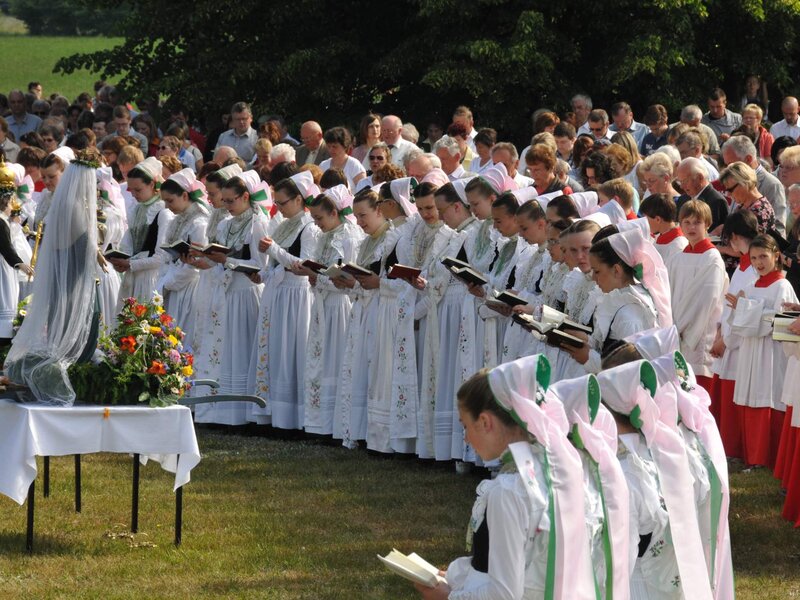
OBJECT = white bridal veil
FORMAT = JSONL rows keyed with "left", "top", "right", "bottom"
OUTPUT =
{"left": 5, "top": 155, "right": 99, "bottom": 404}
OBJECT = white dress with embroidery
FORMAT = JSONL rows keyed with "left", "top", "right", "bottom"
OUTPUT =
{"left": 249, "top": 212, "right": 320, "bottom": 429}
{"left": 304, "top": 221, "right": 364, "bottom": 436}
{"left": 556, "top": 269, "right": 603, "bottom": 381}
{"left": 193, "top": 210, "right": 269, "bottom": 425}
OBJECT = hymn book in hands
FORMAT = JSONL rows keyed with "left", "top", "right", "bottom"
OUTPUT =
{"left": 377, "top": 549, "right": 447, "bottom": 588}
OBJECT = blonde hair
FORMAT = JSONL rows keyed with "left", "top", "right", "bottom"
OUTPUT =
{"left": 678, "top": 199, "right": 712, "bottom": 228}
{"left": 719, "top": 161, "right": 757, "bottom": 191}
{"left": 160, "top": 155, "right": 182, "bottom": 176}
{"left": 254, "top": 137, "right": 273, "bottom": 157}
{"left": 530, "top": 132, "right": 557, "bottom": 153}
{"left": 641, "top": 152, "right": 673, "bottom": 179}
{"left": 743, "top": 103, "right": 764, "bottom": 121}
{"left": 780, "top": 146, "right": 800, "bottom": 169}
{"left": 117, "top": 144, "right": 144, "bottom": 167}
{"left": 598, "top": 178, "right": 634, "bottom": 210}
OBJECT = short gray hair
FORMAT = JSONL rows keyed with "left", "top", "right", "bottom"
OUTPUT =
{"left": 270, "top": 143, "right": 296, "bottom": 163}
{"left": 403, "top": 147, "right": 426, "bottom": 169}
{"left": 571, "top": 94, "right": 592, "bottom": 110}
{"left": 491, "top": 141, "right": 518, "bottom": 162}
{"left": 425, "top": 152, "right": 442, "bottom": 169}
{"left": 433, "top": 135, "right": 460, "bottom": 157}
{"left": 680, "top": 157, "right": 708, "bottom": 180}
{"left": 401, "top": 123, "right": 420, "bottom": 144}
{"left": 680, "top": 105, "right": 703, "bottom": 123}
{"left": 722, "top": 135, "right": 757, "bottom": 161}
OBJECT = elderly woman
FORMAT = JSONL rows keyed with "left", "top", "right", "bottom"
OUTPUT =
{"left": 352, "top": 113, "right": 381, "bottom": 165}
{"left": 639, "top": 151, "right": 681, "bottom": 200}
{"left": 525, "top": 143, "right": 571, "bottom": 195}
{"left": 720, "top": 161, "right": 775, "bottom": 235}
{"left": 740, "top": 104, "right": 774, "bottom": 166}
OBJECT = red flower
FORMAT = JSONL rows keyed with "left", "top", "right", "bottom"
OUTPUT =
{"left": 159, "top": 313, "right": 173, "bottom": 326}
{"left": 132, "top": 304, "right": 147, "bottom": 318}
{"left": 125, "top": 297, "right": 137, "bottom": 306}
{"left": 185, "top": 353, "right": 194, "bottom": 366}
{"left": 120, "top": 336, "right": 137, "bottom": 353}
{"left": 146, "top": 360, "right": 167, "bottom": 375}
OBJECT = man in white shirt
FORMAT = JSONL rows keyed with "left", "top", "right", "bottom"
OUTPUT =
{"left": 579, "top": 109, "right": 615, "bottom": 141}
{"left": 381, "top": 115, "right": 417, "bottom": 166}
{"left": 609, "top": 102, "right": 648, "bottom": 146}
{"left": 769, "top": 96, "right": 800, "bottom": 141}
{"left": 721, "top": 135, "right": 787, "bottom": 234}
{"left": 571, "top": 93, "right": 592, "bottom": 132}
{"left": 452, "top": 105, "right": 478, "bottom": 153}
{"left": 434, "top": 136, "right": 473, "bottom": 180}
{"left": 215, "top": 101, "right": 258, "bottom": 162}
{"left": 676, "top": 130, "right": 720, "bottom": 181}
{"left": 491, "top": 142, "right": 533, "bottom": 187}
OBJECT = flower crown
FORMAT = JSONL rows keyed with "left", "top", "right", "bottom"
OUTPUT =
{"left": 71, "top": 149, "right": 103, "bottom": 169}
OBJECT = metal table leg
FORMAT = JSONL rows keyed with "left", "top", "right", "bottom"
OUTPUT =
{"left": 174, "top": 454, "right": 182, "bottom": 546}
{"left": 74, "top": 455, "right": 81, "bottom": 513}
{"left": 43, "top": 456, "right": 50, "bottom": 498}
{"left": 131, "top": 453, "right": 140, "bottom": 533}
{"left": 26, "top": 480, "right": 34, "bottom": 553}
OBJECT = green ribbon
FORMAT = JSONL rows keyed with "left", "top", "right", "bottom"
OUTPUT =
{"left": 629, "top": 405, "right": 644, "bottom": 429}
{"left": 699, "top": 440, "right": 722, "bottom": 585}
{"left": 250, "top": 189, "right": 269, "bottom": 203}
{"left": 100, "top": 190, "right": 110, "bottom": 201}
{"left": 542, "top": 450, "right": 556, "bottom": 600}
{"left": 304, "top": 195, "right": 316, "bottom": 206}
{"left": 155, "top": 182, "right": 162, "bottom": 191}
{"left": 633, "top": 262, "right": 644, "bottom": 281}
{"left": 15, "top": 184, "right": 30, "bottom": 199}
{"left": 189, "top": 189, "right": 204, "bottom": 202}
{"left": 591, "top": 460, "right": 612, "bottom": 600}
{"left": 338, "top": 205, "right": 354, "bottom": 223}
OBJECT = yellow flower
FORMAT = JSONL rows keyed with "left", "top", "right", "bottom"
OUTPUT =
{"left": 168, "top": 335, "right": 179, "bottom": 347}
{"left": 156, "top": 305, "right": 165, "bottom": 314}
{"left": 149, "top": 326, "right": 162, "bottom": 334}
{"left": 181, "top": 365, "right": 193, "bottom": 377}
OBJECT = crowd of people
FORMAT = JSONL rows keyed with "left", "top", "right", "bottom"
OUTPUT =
{"left": 2, "top": 78, "right": 800, "bottom": 598}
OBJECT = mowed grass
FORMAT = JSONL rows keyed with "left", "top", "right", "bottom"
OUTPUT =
{"left": 0, "top": 34, "right": 123, "bottom": 102}
{"left": 0, "top": 428, "right": 798, "bottom": 599}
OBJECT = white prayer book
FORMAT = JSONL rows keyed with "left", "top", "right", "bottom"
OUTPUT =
{"left": 377, "top": 549, "right": 446, "bottom": 588}
{"left": 773, "top": 317, "right": 800, "bottom": 342}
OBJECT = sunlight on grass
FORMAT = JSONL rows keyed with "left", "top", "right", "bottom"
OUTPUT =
{"left": 0, "top": 429, "right": 798, "bottom": 599}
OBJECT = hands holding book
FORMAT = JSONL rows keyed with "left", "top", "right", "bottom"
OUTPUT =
{"left": 466, "top": 282, "right": 485, "bottom": 298}
{"left": 414, "top": 580, "right": 451, "bottom": 599}
{"left": 559, "top": 329, "right": 591, "bottom": 363}
{"left": 354, "top": 272, "right": 379, "bottom": 290}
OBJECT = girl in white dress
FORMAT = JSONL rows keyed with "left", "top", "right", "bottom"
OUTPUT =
{"left": 0, "top": 175, "right": 33, "bottom": 343}
{"left": 365, "top": 177, "right": 419, "bottom": 453}
{"left": 194, "top": 175, "right": 270, "bottom": 425}
{"left": 157, "top": 169, "right": 210, "bottom": 342}
{"left": 249, "top": 171, "right": 320, "bottom": 429}
{"left": 335, "top": 189, "right": 392, "bottom": 448}
{"left": 109, "top": 157, "right": 174, "bottom": 306}
{"left": 431, "top": 182, "right": 480, "bottom": 461}
{"left": 389, "top": 181, "right": 455, "bottom": 457}
{"left": 728, "top": 234, "right": 798, "bottom": 468}
{"left": 301, "top": 185, "right": 364, "bottom": 436}
{"left": 563, "top": 226, "right": 667, "bottom": 374}
{"left": 96, "top": 167, "right": 127, "bottom": 327}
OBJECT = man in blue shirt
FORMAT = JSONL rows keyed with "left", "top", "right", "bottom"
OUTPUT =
{"left": 6, "top": 90, "right": 41, "bottom": 141}
{"left": 640, "top": 104, "right": 669, "bottom": 157}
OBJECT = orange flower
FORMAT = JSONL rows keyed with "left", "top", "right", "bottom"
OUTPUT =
{"left": 185, "top": 353, "right": 193, "bottom": 366}
{"left": 159, "top": 313, "right": 173, "bottom": 326}
{"left": 120, "top": 336, "right": 137, "bottom": 353}
{"left": 132, "top": 304, "right": 147, "bottom": 318}
{"left": 146, "top": 360, "right": 167, "bottom": 375}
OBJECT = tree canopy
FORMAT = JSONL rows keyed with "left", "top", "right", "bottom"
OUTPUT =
{"left": 55, "top": 0, "right": 800, "bottom": 141}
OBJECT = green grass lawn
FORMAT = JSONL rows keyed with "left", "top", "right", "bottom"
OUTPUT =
{"left": 0, "top": 34, "right": 123, "bottom": 102}
{"left": 0, "top": 428, "right": 798, "bottom": 599}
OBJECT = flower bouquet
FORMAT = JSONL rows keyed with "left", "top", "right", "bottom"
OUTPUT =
{"left": 68, "top": 292, "right": 193, "bottom": 407}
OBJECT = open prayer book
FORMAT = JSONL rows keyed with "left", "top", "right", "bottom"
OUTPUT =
{"left": 377, "top": 549, "right": 447, "bottom": 588}
{"left": 773, "top": 312, "right": 800, "bottom": 342}
{"left": 512, "top": 305, "right": 592, "bottom": 348}
{"left": 490, "top": 289, "right": 528, "bottom": 307}
{"left": 161, "top": 239, "right": 192, "bottom": 259}
{"left": 225, "top": 260, "right": 260, "bottom": 275}
{"left": 197, "top": 242, "right": 232, "bottom": 255}
{"left": 103, "top": 248, "right": 131, "bottom": 260}
{"left": 441, "top": 256, "right": 488, "bottom": 287}
{"left": 320, "top": 262, "right": 374, "bottom": 279}
{"left": 388, "top": 264, "right": 422, "bottom": 282}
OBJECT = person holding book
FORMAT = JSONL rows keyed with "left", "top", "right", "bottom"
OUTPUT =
{"left": 561, "top": 226, "right": 665, "bottom": 373}
{"left": 109, "top": 156, "right": 174, "bottom": 307}
{"left": 728, "top": 234, "right": 798, "bottom": 469}
{"left": 639, "top": 193, "right": 688, "bottom": 263}
{"left": 249, "top": 171, "right": 321, "bottom": 429}
{"left": 432, "top": 181, "right": 481, "bottom": 461}
{"left": 157, "top": 168, "right": 210, "bottom": 344}
{"left": 388, "top": 181, "right": 455, "bottom": 457}
{"left": 300, "top": 185, "right": 365, "bottom": 438}
{"left": 667, "top": 200, "right": 728, "bottom": 403}
{"left": 414, "top": 357, "right": 595, "bottom": 600}
{"left": 468, "top": 191, "right": 526, "bottom": 369}
{"left": 334, "top": 189, "right": 392, "bottom": 448}
{"left": 366, "top": 177, "right": 420, "bottom": 453}
{"left": 193, "top": 174, "right": 270, "bottom": 424}
{"left": 710, "top": 210, "right": 759, "bottom": 458}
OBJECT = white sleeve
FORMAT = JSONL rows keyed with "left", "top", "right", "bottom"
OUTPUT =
{"left": 448, "top": 485, "right": 528, "bottom": 600}
{"left": 674, "top": 262, "right": 728, "bottom": 351}
{"left": 267, "top": 224, "right": 319, "bottom": 267}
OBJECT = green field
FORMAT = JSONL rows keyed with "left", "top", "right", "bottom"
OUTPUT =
{"left": 0, "top": 32, "right": 123, "bottom": 103}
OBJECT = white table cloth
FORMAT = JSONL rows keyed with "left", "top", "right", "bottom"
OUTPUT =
{"left": 0, "top": 400, "right": 201, "bottom": 505}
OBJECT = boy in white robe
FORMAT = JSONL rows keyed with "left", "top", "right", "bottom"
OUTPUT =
{"left": 640, "top": 193, "right": 688, "bottom": 263}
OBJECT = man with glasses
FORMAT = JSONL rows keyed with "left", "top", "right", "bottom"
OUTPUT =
{"left": 215, "top": 101, "right": 258, "bottom": 162}
{"left": 608, "top": 102, "right": 647, "bottom": 146}
{"left": 295, "top": 121, "right": 329, "bottom": 166}
{"left": 583, "top": 109, "right": 614, "bottom": 142}
{"left": 6, "top": 90, "right": 41, "bottom": 141}
{"left": 102, "top": 105, "right": 148, "bottom": 150}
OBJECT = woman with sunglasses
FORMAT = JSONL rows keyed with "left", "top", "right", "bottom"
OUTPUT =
{"left": 720, "top": 161, "right": 775, "bottom": 236}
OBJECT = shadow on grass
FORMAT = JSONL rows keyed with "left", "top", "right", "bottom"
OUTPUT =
{"left": 0, "top": 531, "right": 74, "bottom": 556}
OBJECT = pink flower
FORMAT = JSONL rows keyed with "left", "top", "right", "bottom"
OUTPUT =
{"left": 168, "top": 349, "right": 181, "bottom": 363}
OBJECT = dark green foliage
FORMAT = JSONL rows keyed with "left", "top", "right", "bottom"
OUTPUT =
{"left": 10, "top": 0, "right": 127, "bottom": 36}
